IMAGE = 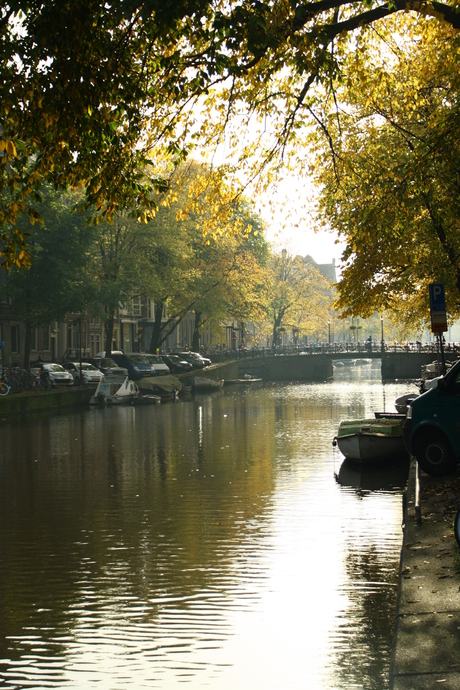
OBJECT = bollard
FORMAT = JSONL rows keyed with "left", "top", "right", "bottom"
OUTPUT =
{"left": 415, "top": 460, "right": 422, "bottom": 525}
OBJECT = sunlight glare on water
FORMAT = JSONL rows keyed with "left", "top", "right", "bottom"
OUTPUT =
{"left": 0, "top": 361, "right": 413, "bottom": 689}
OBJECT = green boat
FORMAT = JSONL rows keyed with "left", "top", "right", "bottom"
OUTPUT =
{"left": 333, "top": 416, "right": 409, "bottom": 464}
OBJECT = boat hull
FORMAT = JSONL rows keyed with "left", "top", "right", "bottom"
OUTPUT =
{"left": 336, "top": 433, "right": 408, "bottom": 463}
{"left": 334, "top": 418, "right": 409, "bottom": 464}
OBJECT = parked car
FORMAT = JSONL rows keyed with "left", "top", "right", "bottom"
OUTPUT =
{"left": 162, "top": 354, "right": 194, "bottom": 374}
{"left": 176, "top": 351, "right": 211, "bottom": 368}
{"left": 94, "top": 350, "right": 124, "bottom": 358}
{"left": 63, "top": 361, "right": 104, "bottom": 386}
{"left": 110, "top": 352, "right": 153, "bottom": 380}
{"left": 144, "top": 353, "right": 170, "bottom": 376}
{"left": 403, "top": 359, "right": 460, "bottom": 476}
{"left": 41, "top": 363, "right": 74, "bottom": 387}
{"left": 84, "top": 357, "right": 128, "bottom": 377}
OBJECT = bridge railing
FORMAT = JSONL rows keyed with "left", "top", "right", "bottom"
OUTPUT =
{"left": 205, "top": 341, "right": 449, "bottom": 363}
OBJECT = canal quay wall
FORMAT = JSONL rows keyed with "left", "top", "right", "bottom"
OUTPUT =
{"left": 389, "top": 460, "right": 460, "bottom": 689}
{"left": 0, "top": 387, "right": 94, "bottom": 417}
{"left": 381, "top": 352, "right": 441, "bottom": 381}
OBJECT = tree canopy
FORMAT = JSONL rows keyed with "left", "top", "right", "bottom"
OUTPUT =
{"left": 2, "top": 0, "right": 460, "bottom": 266}
{"left": 268, "top": 249, "right": 330, "bottom": 345}
{"left": 310, "top": 18, "right": 460, "bottom": 333}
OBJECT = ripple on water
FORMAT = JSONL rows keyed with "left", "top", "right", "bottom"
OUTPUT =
{"left": 0, "top": 371, "right": 409, "bottom": 689}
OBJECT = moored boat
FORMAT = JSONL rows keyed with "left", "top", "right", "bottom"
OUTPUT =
{"left": 223, "top": 376, "right": 263, "bottom": 385}
{"left": 138, "top": 374, "right": 182, "bottom": 401}
{"left": 394, "top": 393, "right": 418, "bottom": 414}
{"left": 333, "top": 417, "right": 408, "bottom": 464}
{"left": 191, "top": 377, "right": 224, "bottom": 391}
{"left": 89, "top": 374, "right": 140, "bottom": 405}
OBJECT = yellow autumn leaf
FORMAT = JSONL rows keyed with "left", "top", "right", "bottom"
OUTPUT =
{"left": 6, "top": 141, "right": 17, "bottom": 157}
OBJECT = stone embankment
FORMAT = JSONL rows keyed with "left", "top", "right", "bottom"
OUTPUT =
{"left": 0, "top": 387, "right": 93, "bottom": 417}
{"left": 390, "top": 460, "right": 460, "bottom": 689}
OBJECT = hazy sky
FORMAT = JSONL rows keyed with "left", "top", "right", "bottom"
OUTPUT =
{"left": 258, "top": 174, "right": 345, "bottom": 267}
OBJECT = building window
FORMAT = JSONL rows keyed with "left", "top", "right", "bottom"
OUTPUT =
{"left": 90, "top": 315, "right": 101, "bottom": 326}
{"left": 90, "top": 334, "right": 101, "bottom": 357}
{"left": 11, "top": 324, "right": 20, "bottom": 353}
{"left": 132, "top": 296, "right": 141, "bottom": 316}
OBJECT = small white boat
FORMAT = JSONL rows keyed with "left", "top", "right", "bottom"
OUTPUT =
{"left": 89, "top": 375, "right": 139, "bottom": 405}
{"left": 394, "top": 393, "right": 418, "bottom": 414}
{"left": 191, "top": 377, "right": 224, "bottom": 391}
{"left": 333, "top": 417, "right": 408, "bottom": 464}
{"left": 224, "top": 376, "right": 263, "bottom": 385}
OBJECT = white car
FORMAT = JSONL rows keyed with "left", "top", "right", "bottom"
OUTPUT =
{"left": 41, "top": 363, "right": 74, "bottom": 387}
{"left": 144, "top": 354, "right": 170, "bottom": 376}
{"left": 63, "top": 361, "right": 103, "bottom": 386}
{"left": 94, "top": 351, "right": 124, "bottom": 358}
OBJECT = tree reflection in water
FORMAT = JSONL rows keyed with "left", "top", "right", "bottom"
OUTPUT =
{"left": 0, "top": 369, "right": 411, "bottom": 689}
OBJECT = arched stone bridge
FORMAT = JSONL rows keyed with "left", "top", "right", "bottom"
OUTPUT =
{"left": 204, "top": 348, "right": 451, "bottom": 382}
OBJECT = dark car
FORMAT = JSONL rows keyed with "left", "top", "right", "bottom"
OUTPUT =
{"left": 162, "top": 354, "right": 194, "bottom": 373}
{"left": 176, "top": 351, "right": 211, "bottom": 368}
{"left": 110, "top": 352, "right": 153, "bottom": 380}
{"left": 85, "top": 357, "right": 128, "bottom": 377}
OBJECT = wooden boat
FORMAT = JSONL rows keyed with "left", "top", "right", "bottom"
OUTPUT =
{"left": 333, "top": 417, "right": 409, "bottom": 464}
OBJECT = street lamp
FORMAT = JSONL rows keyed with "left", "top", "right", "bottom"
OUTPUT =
{"left": 350, "top": 318, "right": 356, "bottom": 344}
{"left": 380, "top": 315, "right": 384, "bottom": 353}
{"left": 328, "top": 320, "right": 331, "bottom": 345}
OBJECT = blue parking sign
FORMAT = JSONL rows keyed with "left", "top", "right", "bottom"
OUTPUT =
{"left": 429, "top": 283, "right": 447, "bottom": 332}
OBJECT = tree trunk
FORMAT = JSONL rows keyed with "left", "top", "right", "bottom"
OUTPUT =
{"left": 272, "top": 314, "right": 281, "bottom": 346}
{"left": 149, "top": 300, "right": 164, "bottom": 353}
{"left": 192, "top": 311, "right": 202, "bottom": 352}
{"left": 104, "top": 312, "right": 114, "bottom": 358}
{"left": 240, "top": 321, "right": 246, "bottom": 346}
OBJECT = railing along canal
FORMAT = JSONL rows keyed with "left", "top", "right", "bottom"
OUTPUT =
{"left": 206, "top": 341, "right": 452, "bottom": 363}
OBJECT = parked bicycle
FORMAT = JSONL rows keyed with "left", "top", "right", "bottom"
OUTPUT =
{"left": 0, "top": 379, "right": 10, "bottom": 396}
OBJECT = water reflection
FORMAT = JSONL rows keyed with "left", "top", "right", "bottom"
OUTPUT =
{"left": 0, "top": 362, "right": 411, "bottom": 689}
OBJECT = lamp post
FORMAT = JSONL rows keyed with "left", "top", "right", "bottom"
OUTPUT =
{"left": 328, "top": 320, "right": 331, "bottom": 345}
{"left": 380, "top": 315, "right": 384, "bottom": 353}
{"left": 350, "top": 318, "right": 356, "bottom": 344}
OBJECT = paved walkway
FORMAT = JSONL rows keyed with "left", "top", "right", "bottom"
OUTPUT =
{"left": 389, "top": 461, "right": 460, "bottom": 689}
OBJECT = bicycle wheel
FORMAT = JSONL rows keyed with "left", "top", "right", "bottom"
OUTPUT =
{"left": 0, "top": 381, "right": 10, "bottom": 396}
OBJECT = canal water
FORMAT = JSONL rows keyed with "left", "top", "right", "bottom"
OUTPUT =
{"left": 0, "top": 362, "right": 415, "bottom": 690}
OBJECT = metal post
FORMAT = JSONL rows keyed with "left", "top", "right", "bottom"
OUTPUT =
{"left": 50, "top": 328, "right": 56, "bottom": 363}
{"left": 415, "top": 460, "right": 422, "bottom": 525}
{"left": 79, "top": 317, "right": 82, "bottom": 377}
{"left": 438, "top": 333, "right": 447, "bottom": 375}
